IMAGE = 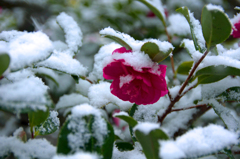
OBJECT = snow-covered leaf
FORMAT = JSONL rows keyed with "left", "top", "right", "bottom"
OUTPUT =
{"left": 141, "top": 42, "right": 173, "bottom": 63}
{"left": 134, "top": 122, "right": 168, "bottom": 159}
{"left": 201, "top": 4, "right": 231, "bottom": 48}
{"left": 209, "top": 99, "right": 240, "bottom": 131}
{"left": 217, "top": 87, "right": 240, "bottom": 102}
{"left": 0, "top": 31, "right": 53, "bottom": 71}
{"left": 0, "top": 136, "right": 56, "bottom": 159}
{"left": 56, "top": 12, "right": 82, "bottom": 56}
{"left": 36, "top": 51, "right": 88, "bottom": 76}
{"left": 28, "top": 108, "right": 50, "bottom": 129}
{"left": 159, "top": 124, "right": 238, "bottom": 158}
{"left": 35, "top": 111, "right": 60, "bottom": 136}
{"left": 0, "top": 76, "right": 52, "bottom": 114}
{"left": 176, "top": 7, "right": 206, "bottom": 52}
{"left": 137, "top": 0, "right": 166, "bottom": 27}
{"left": 57, "top": 104, "right": 114, "bottom": 158}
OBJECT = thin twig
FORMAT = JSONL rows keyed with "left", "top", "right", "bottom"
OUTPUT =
{"left": 167, "top": 87, "right": 173, "bottom": 101}
{"left": 180, "top": 82, "right": 198, "bottom": 98}
{"left": 158, "top": 50, "right": 209, "bottom": 124}
{"left": 171, "top": 104, "right": 207, "bottom": 112}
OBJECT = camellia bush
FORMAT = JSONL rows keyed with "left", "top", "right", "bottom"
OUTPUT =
{"left": 0, "top": 0, "right": 240, "bottom": 159}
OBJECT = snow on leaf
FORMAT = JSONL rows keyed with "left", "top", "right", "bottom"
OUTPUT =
{"left": 159, "top": 124, "right": 238, "bottom": 159}
{"left": 56, "top": 93, "right": 89, "bottom": 110}
{"left": 88, "top": 82, "right": 133, "bottom": 111}
{"left": 0, "top": 76, "right": 51, "bottom": 113}
{"left": 36, "top": 51, "right": 88, "bottom": 76}
{"left": 0, "top": 136, "right": 56, "bottom": 159}
{"left": 35, "top": 110, "right": 60, "bottom": 136}
{"left": 52, "top": 152, "right": 99, "bottom": 159}
{"left": 0, "top": 31, "right": 53, "bottom": 71}
{"left": 56, "top": 12, "right": 82, "bottom": 56}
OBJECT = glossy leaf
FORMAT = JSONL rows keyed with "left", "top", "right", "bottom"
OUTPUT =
{"left": 57, "top": 120, "right": 72, "bottom": 154}
{"left": 137, "top": 0, "right": 166, "bottom": 27}
{"left": 101, "top": 121, "right": 114, "bottom": 159}
{"left": 176, "top": 61, "right": 193, "bottom": 75}
{"left": 195, "top": 65, "right": 240, "bottom": 84}
{"left": 217, "top": 87, "right": 240, "bottom": 102}
{"left": 129, "top": 104, "right": 139, "bottom": 142}
{"left": 135, "top": 128, "right": 169, "bottom": 159}
{"left": 115, "top": 141, "right": 134, "bottom": 151}
{"left": 28, "top": 108, "right": 49, "bottom": 133}
{"left": 114, "top": 114, "right": 138, "bottom": 127}
{"left": 0, "top": 53, "right": 10, "bottom": 77}
{"left": 176, "top": 7, "right": 205, "bottom": 52}
{"left": 141, "top": 42, "right": 172, "bottom": 63}
{"left": 201, "top": 5, "right": 232, "bottom": 48}
{"left": 34, "top": 111, "right": 60, "bottom": 136}
{"left": 100, "top": 35, "right": 131, "bottom": 50}
{"left": 222, "top": 149, "right": 235, "bottom": 159}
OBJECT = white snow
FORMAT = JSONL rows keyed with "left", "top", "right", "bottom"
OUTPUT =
{"left": 52, "top": 152, "right": 99, "bottom": 159}
{"left": 56, "top": 12, "right": 82, "bottom": 56}
{"left": 231, "top": 13, "right": 240, "bottom": 26}
{"left": 167, "top": 14, "right": 190, "bottom": 36}
{"left": 201, "top": 76, "right": 240, "bottom": 99}
{"left": 36, "top": 50, "right": 88, "bottom": 76}
{"left": 112, "top": 142, "right": 145, "bottom": 159}
{"left": 159, "top": 124, "right": 238, "bottom": 158}
{"left": 67, "top": 104, "right": 107, "bottom": 151}
{"left": 75, "top": 78, "right": 92, "bottom": 97}
{"left": 188, "top": 11, "right": 206, "bottom": 51}
{"left": 133, "top": 122, "right": 159, "bottom": 135}
{"left": 103, "top": 50, "right": 160, "bottom": 74}
{"left": 56, "top": 93, "right": 89, "bottom": 109}
{"left": 88, "top": 82, "right": 133, "bottom": 111}
{"left": 119, "top": 75, "right": 134, "bottom": 88}
{"left": 0, "top": 136, "right": 56, "bottom": 159}
{"left": 0, "top": 31, "right": 53, "bottom": 71}
{"left": 113, "top": 111, "right": 129, "bottom": 117}
{"left": 100, "top": 27, "right": 173, "bottom": 53}
{"left": 88, "top": 42, "right": 121, "bottom": 82}
{"left": 206, "top": 4, "right": 224, "bottom": 12}
{"left": 37, "top": 111, "right": 60, "bottom": 135}
{"left": 0, "top": 76, "right": 49, "bottom": 113}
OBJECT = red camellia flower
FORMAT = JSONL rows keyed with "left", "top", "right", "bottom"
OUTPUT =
{"left": 103, "top": 47, "right": 168, "bottom": 105}
{"left": 232, "top": 20, "right": 240, "bottom": 38}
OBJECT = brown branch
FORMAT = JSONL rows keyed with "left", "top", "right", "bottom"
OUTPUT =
{"left": 167, "top": 87, "right": 173, "bottom": 101}
{"left": 158, "top": 50, "right": 209, "bottom": 124}
{"left": 171, "top": 104, "right": 207, "bottom": 112}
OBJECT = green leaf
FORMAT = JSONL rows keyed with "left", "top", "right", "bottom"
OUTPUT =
{"left": 141, "top": 42, "right": 173, "bottom": 63}
{"left": 57, "top": 120, "right": 72, "bottom": 154}
{"left": 100, "top": 35, "right": 132, "bottom": 50}
{"left": 217, "top": 87, "right": 240, "bottom": 102}
{"left": 114, "top": 114, "right": 138, "bottom": 127}
{"left": 201, "top": 5, "right": 232, "bottom": 49}
{"left": 135, "top": 128, "right": 169, "bottom": 159}
{"left": 115, "top": 141, "right": 134, "bottom": 151}
{"left": 0, "top": 53, "right": 10, "bottom": 77}
{"left": 194, "top": 65, "right": 240, "bottom": 84}
{"left": 137, "top": 0, "right": 166, "bottom": 27}
{"left": 129, "top": 104, "right": 139, "bottom": 142}
{"left": 71, "top": 75, "right": 79, "bottom": 84}
{"left": 176, "top": 61, "right": 193, "bottom": 75}
{"left": 28, "top": 108, "right": 50, "bottom": 128}
{"left": 36, "top": 72, "right": 59, "bottom": 86}
{"left": 176, "top": 7, "right": 206, "bottom": 52}
{"left": 101, "top": 121, "right": 114, "bottom": 159}
{"left": 222, "top": 149, "right": 235, "bottom": 159}
{"left": 35, "top": 111, "right": 60, "bottom": 136}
